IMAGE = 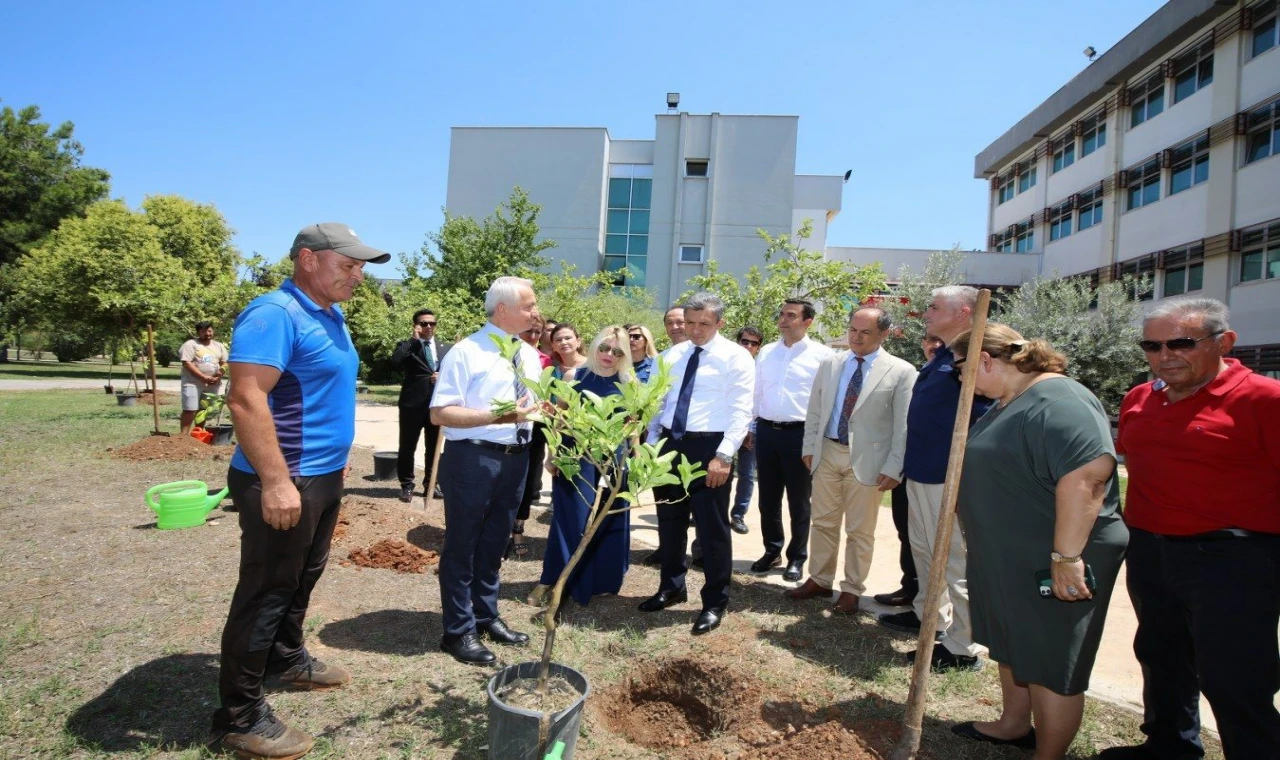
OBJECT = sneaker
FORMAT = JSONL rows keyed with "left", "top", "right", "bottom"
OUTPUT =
{"left": 271, "top": 658, "right": 350, "bottom": 690}
{"left": 906, "top": 647, "right": 982, "bottom": 672}
{"left": 210, "top": 709, "right": 314, "bottom": 759}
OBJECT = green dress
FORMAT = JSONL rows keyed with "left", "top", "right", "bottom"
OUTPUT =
{"left": 959, "top": 376, "right": 1128, "bottom": 695}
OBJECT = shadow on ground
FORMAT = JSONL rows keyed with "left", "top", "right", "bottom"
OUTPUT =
{"left": 65, "top": 653, "right": 218, "bottom": 753}
{"left": 319, "top": 609, "right": 442, "bottom": 656}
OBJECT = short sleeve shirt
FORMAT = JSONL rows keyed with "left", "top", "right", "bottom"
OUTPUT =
{"left": 430, "top": 323, "right": 543, "bottom": 445}
{"left": 228, "top": 279, "right": 359, "bottom": 477}
{"left": 179, "top": 339, "right": 228, "bottom": 388}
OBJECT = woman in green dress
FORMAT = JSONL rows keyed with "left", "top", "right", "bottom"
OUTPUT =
{"left": 950, "top": 323, "right": 1128, "bottom": 760}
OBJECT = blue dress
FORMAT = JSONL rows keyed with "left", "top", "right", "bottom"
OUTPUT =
{"left": 633, "top": 356, "right": 654, "bottom": 384}
{"left": 538, "top": 369, "right": 632, "bottom": 606}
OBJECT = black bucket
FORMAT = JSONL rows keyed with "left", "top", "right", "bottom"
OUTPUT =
{"left": 116, "top": 393, "right": 137, "bottom": 407}
{"left": 208, "top": 425, "right": 235, "bottom": 446}
{"left": 486, "top": 661, "right": 589, "bottom": 760}
{"left": 372, "top": 451, "right": 398, "bottom": 480}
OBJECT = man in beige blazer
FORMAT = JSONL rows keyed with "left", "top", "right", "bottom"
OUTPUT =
{"left": 788, "top": 306, "right": 915, "bottom": 614}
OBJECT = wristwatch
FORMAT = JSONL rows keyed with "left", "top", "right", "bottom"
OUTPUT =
{"left": 1050, "top": 551, "right": 1082, "bottom": 564}
{"left": 713, "top": 453, "right": 733, "bottom": 466}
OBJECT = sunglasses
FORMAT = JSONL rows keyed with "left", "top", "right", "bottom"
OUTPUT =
{"left": 628, "top": 334, "right": 645, "bottom": 341}
{"left": 1138, "top": 332, "right": 1222, "bottom": 353}
{"left": 417, "top": 321, "right": 436, "bottom": 327}
{"left": 597, "top": 345, "right": 625, "bottom": 358}
{"left": 739, "top": 338, "right": 761, "bottom": 347}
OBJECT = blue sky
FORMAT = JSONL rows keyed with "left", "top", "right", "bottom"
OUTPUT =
{"left": 4, "top": 0, "right": 1164, "bottom": 280}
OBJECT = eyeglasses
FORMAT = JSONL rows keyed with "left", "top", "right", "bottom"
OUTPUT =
{"left": 739, "top": 338, "right": 761, "bottom": 347}
{"left": 417, "top": 321, "right": 436, "bottom": 327}
{"left": 628, "top": 333, "right": 645, "bottom": 341}
{"left": 597, "top": 345, "right": 625, "bottom": 358}
{"left": 1137, "top": 332, "right": 1222, "bottom": 353}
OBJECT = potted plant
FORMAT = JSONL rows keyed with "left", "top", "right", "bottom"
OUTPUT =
{"left": 484, "top": 338, "right": 702, "bottom": 760}
{"left": 193, "top": 391, "right": 234, "bottom": 445}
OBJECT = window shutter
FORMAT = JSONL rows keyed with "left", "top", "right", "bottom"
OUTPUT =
{"left": 1235, "top": 112, "right": 1249, "bottom": 135}
{"left": 1117, "top": 170, "right": 1129, "bottom": 188}
{"left": 1069, "top": 194, "right": 1079, "bottom": 209}
{"left": 1160, "top": 149, "right": 1173, "bottom": 168}
{"left": 1161, "top": 59, "right": 1175, "bottom": 79}
{"left": 1229, "top": 230, "right": 1242, "bottom": 251}
{"left": 1241, "top": 7, "right": 1253, "bottom": 29}
{"left": 1118, "top": 88, "right": 1131, "bottom": 107}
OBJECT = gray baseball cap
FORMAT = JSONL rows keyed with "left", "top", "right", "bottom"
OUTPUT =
{"left": 290, "top": 222, "right": 391, "bottom": 264}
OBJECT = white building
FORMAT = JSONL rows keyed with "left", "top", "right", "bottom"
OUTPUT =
{"left": 445, "top": 109, "right": 844, "bottom": 310}
{"left": 974, "top": 0, "right": 1280, "bottom": 372}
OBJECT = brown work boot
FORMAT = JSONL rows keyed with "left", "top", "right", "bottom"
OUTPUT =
{"left": 783, "top": 578, "right": 833, "bottom": 600}
{"left": 832, "top": 592, "right": 860, "bottom": 615}
{"left": 210, "top": 710, "right": 314, "bottom": 759}
{"left": 272, "top": 658, "right": 350, "bottom": 690}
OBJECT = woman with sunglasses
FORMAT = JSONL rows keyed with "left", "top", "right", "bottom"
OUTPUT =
{"left": 528, "top": 325, "right": 636, "bottom": 607}
{"left": 947, "top": 323, "right": 1128, "bottom": 759}
{"left": 625, "top": 324, "right": 658, "bottom": 383}
{"left": 548, "top": 323, "right": 588, "bottom": 377}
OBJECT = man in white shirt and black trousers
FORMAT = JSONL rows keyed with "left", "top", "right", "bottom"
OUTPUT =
{"left": 430, "top": 276, "right": 542, "bottom": 665}
{"left": 642, "top": 292, "right": 755, "bottom": 635}
{"left": 752, "top": 299, "right": 834, "bottom": 582}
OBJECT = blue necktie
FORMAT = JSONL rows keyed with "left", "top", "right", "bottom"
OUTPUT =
{"left": 669, "top": 346, "right": 702, "bottom": 440}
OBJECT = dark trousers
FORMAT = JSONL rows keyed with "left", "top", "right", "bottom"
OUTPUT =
{"left": 1126, "top": 527, "right": 1280, "bottom": 759}
{"left": 518, "top": 422, "right": 547, "bottom": 522}
{"left": 397, "top": 403, "right": 439, "bottom": 490}
{"left": 654, "top": 433, "right": 732, "bottom": 610}
{"left": 213, "top": 467, "right": 345, "bottom": 731}
{"left": 755, "top": 424, "right": 811, "bottom": 562}
{"left": 731, "top": 440, "right": 756, "bottom": 519}
{"left": 890, "top": 482, "right": 917, "bottom": 594}
{"left": 438, "top": 441, "right": 529, "bottom": 637}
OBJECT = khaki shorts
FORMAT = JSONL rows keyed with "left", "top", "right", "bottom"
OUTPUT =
{"left": 182, "top": 383, "right": 220, "bottom": 412}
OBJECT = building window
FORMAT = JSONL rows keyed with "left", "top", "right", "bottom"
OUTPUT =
{"left": 1052, "top": 139, "right": 1075, "bottom": 173}
{"left": 679, "top": 245, "right": 704, "bottom": 263}
{"left": 1169, "top": 134, "right": 1210, "bottom": 194}
{"left": 1253, "top": 7, "right": 1278, "bottom": 58}
{"left": 1126, "top": 158, "right": 1161, "bottom": 210}
{"left": 1172, "top": 44, "right": 1213, "bottom": 104}
{"left": 1048, "top": 201, "right": 1073, "bottom": 241}
{"left": 605, "top": 173, "right": 653, "bottom": 287}
{"left": 993, "top": 228, "right": 1014, "bottom": 253}
{"left": 1239, "top": 221, "right": 1280, "bottom": 283}
{"left": 1245, "top": 101, "right": 1280, "bottom": 165}
{"left": 996, "top": 174, "right": 1015, "bottom": 204}
{"left": 1117, "top": 256, "right": 1158, "bottom": 301}
{"left": 1077, "top": 187, "right": 1103, "bottom": 231}
{"left": 1130, "top": 76, "right": 1165, "bottom": 128}
{"left": 1164, "top": 262, "right": 1204, "bottom": 296}
{"left": 1017, "top": 166, "right": 1037, "bottom": 194}
{"left": 685, "top": 159, "right": 708, "bottom": 177}
{"left": 1081, "top": 114, "right": 1106, "bottom": 157}
{"left": 1016, "top": 228, "right": 1035, "bottom": 252}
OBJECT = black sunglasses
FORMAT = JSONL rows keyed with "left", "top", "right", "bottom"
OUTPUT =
{"left": 597, "top": 345, "right": 625, "bottom": 358}
{"left": 1138, "top": 332, "right": 1222, "bottom": 353}
{"left": 417, "top": 320, "right": 437, "bottom": 327}
{"left": 628, "top": 333, "right": 645, "bottom": 341}
{"left": 739, "top": 338, "right": 761, "bottom": 347}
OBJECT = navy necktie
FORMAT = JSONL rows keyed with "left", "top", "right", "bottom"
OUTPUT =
{"left": 512, "top": 340, "right": 530, "bottom": 443}
{"left": 836, "top": 356, "right": 865, "bottom": 445}
{"left": 670, "top": 346, "right": 703, "bottom": 440}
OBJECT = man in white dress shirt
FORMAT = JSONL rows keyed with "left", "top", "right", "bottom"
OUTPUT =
{"left": 641, "top": 292, "right": 755, "bottom": 635}
{"left": 430, "top": 276, "right": 542, "bottom": 665}
{"left": 751, "top": 299, "right": 834, "bottom": 582}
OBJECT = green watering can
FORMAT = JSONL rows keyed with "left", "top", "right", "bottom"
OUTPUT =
{"left": 145, "top": 480, "right": 229, "bottom": 529}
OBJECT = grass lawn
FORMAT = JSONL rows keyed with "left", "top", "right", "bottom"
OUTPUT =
{"left": 0, "top": 358, "right": 181, "bottom": 381}
{"left": 0, "top": 389, "right": 1220, "bottom": 759}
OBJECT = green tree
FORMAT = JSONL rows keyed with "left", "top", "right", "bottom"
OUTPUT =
{"left": 141, "top": 194, "right": 242, "bottom": 324}
{"left": 879, "top": 248, "right": 966, "bottom": 366}
{"left": 532, "top": 264, "right": 661, "bottom": 343}
{"left": 680, "top": 221, "right": 886, "bottom": 343}
{"left": 0, "top": 102, "right": 111, "bottom": 265}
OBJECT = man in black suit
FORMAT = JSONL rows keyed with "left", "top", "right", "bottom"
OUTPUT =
{"left": 392, "top": 309, "right": 451, "bottom": 502}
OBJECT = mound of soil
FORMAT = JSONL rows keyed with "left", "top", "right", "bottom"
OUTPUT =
{"left": 346, "top": 539, "right": 438, "bottom": 574}
{"left": 329, "top": 496, "right": 442, "bottom": 554}
{"left": 742, "top": 720, "right": 887, "bottom": 759}
{"left": 108, "top": 435, "right": 231, "bottom": 462}
{"left": 135, "top": 389, "right": 178, "bottom": 405}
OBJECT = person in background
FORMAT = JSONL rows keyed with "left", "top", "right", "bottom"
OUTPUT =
{"left": 548, "top": 323, "right": 588, "bottom": 377}
{"left": 539, "top": 320, "right": 558, "bottom": 361}
{"left": 391, "top": 309, "right": 451, "bottom": 502}
{"left": 730, "top": 326, "right": 763, "bottom": 535}
{"left": 643, "top": 305, "right": 691, "bottom": 567}
{"left": 520, "top": 315, "right": 553, "bottom": 370}
{"left": 179, "top": 320, "right": 228, "bottom": 434}
{"left": 950, "top": 324, "right": 1127, "bottom": 758}
{"left": 626, "top": 324, "right": 658, "bottom": 383}
{"left": 511, "top": 314, "right": 554, "bottom": 559}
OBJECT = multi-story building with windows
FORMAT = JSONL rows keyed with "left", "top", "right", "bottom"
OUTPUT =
{"left": 445, "top": 112, "right": 844, "bottom": 310}
{"left": 974, "top": 0, "right": 1280, "bottom": 373}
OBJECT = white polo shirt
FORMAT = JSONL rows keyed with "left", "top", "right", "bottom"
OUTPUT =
{"left": 430, "top": 323, "right": 543, "bottom": 445}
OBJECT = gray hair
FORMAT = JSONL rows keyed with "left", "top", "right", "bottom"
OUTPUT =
{"left": 851, "top": 306, "right": 892, "bottom": 332}
{"left": 931, "top": 285, "right": 980, "bottom": 309}
{"left": 682, "top": 291, "right": 725, "bottom": 320}
{"left": 484, "top": 276, "right": 534, "bottom": 317}
{"left": 1144, "top": 297, "right": 1230, "bottom": 335}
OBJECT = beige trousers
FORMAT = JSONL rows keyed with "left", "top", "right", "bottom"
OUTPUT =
{"left": 906, "top": 479, "right": 980, "bottom": 657}
{"left": 809, "top": 439, "right": 883, "bottom": 596}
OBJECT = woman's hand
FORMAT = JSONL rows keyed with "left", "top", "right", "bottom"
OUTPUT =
{"left": 545, "top": 458, "right": 558, "bottom": 477}
{"left": 1051, "top": 559, "right": 1092, "bottom": 602}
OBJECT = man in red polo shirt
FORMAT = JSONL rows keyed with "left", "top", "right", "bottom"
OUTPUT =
{"left": 1102, "top": 298, "right": 1280, "bottom": 760}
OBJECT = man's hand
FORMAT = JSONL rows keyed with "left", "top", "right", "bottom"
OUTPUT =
{"left": 875, "top": 474, "right": 900, "bottom": 492}
{"left": 261, "top": 478, "right": 302, "bottom": 530}
{"left": 494, "top": 395, "right": 539, "bottom": 425}
{"left": 413, "top": 324, "right": 425, "bottom": 340}
{"left": 802, "top": 454, "right": 813, "bottom": 472}
{"left": 742, "top": 431, "right": 754, "bottom": 451}
{"left": 706, "top": 457, "right": 731, "bottom": 488}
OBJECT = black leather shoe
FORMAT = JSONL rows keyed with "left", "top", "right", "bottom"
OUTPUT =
{"left": 637, "top": 588, "right": 687, "bottom": 612}
{"left": 873, "top": 587, "right": 917, "bottom": 607}
{"left": 951, "top": 721, "right": 1036, "bottom": 749}
{"left": 440, "top": 633, "right": 496, "bottom": 665}
{"left": 480, "top": 617, "right": 529, "bottom": 646}
{"left": 731, "top": 516, "right": 749, "bottom": 535}
{"left": 782, "top": 560, "right": 803, "bottom": 582}
{"left": 692, "top": 607, "right": 724, "bottom": 635}
{"left": 878, "top": 610, "right": 923, "bottom": 634}
{"left": 432, "top": 485, "right": 444, "bottom": 500}
{"left": 398, "top": 486, "right": 413, "bottom": 503}
{"left": 750, "top": 554, "right": 782, "bottom": 573}
{"left": 907, "top": 647, "right": 982, "bottom": 672}
{"left": 641, "top": 550, "right": 662, "bottom": 567}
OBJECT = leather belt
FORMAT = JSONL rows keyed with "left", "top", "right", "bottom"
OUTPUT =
{"left": 459, "top": 439, "right": 530, "bottom": 455}
{"left": 825, "top": 436, "right": 848, "bottom": 446}
{"left": 660, "top": 428, "right": 723, "bottom": 440}
{"left": 759, "top": 419, "right": 804, "bottom": 429}
{"left": 1161, "top": 528, "right": 1263, "bottom": 542}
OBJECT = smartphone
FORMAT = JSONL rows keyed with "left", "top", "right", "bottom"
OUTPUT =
{"left": 1036, "top": 566, "right": 1097, "bottom": 598}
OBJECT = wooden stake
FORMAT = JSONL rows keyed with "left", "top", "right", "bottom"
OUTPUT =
{"left": 891, "top": 289, "right": 991, "bottom": 760}
{"left": 147, "top": 323, "right": 168, "bottom": 436}
{"left": 424, "top": 426, "right": 445, "bottom": 509}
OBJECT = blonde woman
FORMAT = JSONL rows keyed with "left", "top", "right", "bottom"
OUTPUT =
{"left": 625, "top": 324, "right": 658, "bottom": 383}
{"left": 530, "top": 325, "right": 636, "bottom": 606}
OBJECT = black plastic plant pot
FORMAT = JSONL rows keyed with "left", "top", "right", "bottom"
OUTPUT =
{"left": 372, "top": 451, "right": 398, "bottom": 480}
{"left": 208, "top": 424, "right": 235, "bottom": 446}
{"left": 115, "top": 393, "right": 137, "bottom": 407}
{"left": 486, "top": 661, "right": 589, "bottom": 760}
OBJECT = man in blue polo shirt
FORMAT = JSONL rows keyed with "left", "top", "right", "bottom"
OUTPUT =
{"left": 209, "top": 223, "right": 390, "bottom": 760}
{"left": 878, "top": 285, "right": 991, "bottom": 673}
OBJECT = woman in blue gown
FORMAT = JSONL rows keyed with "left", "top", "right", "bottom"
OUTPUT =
{"left": 531, "top": 325, "right": 635, "bottom": 607}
